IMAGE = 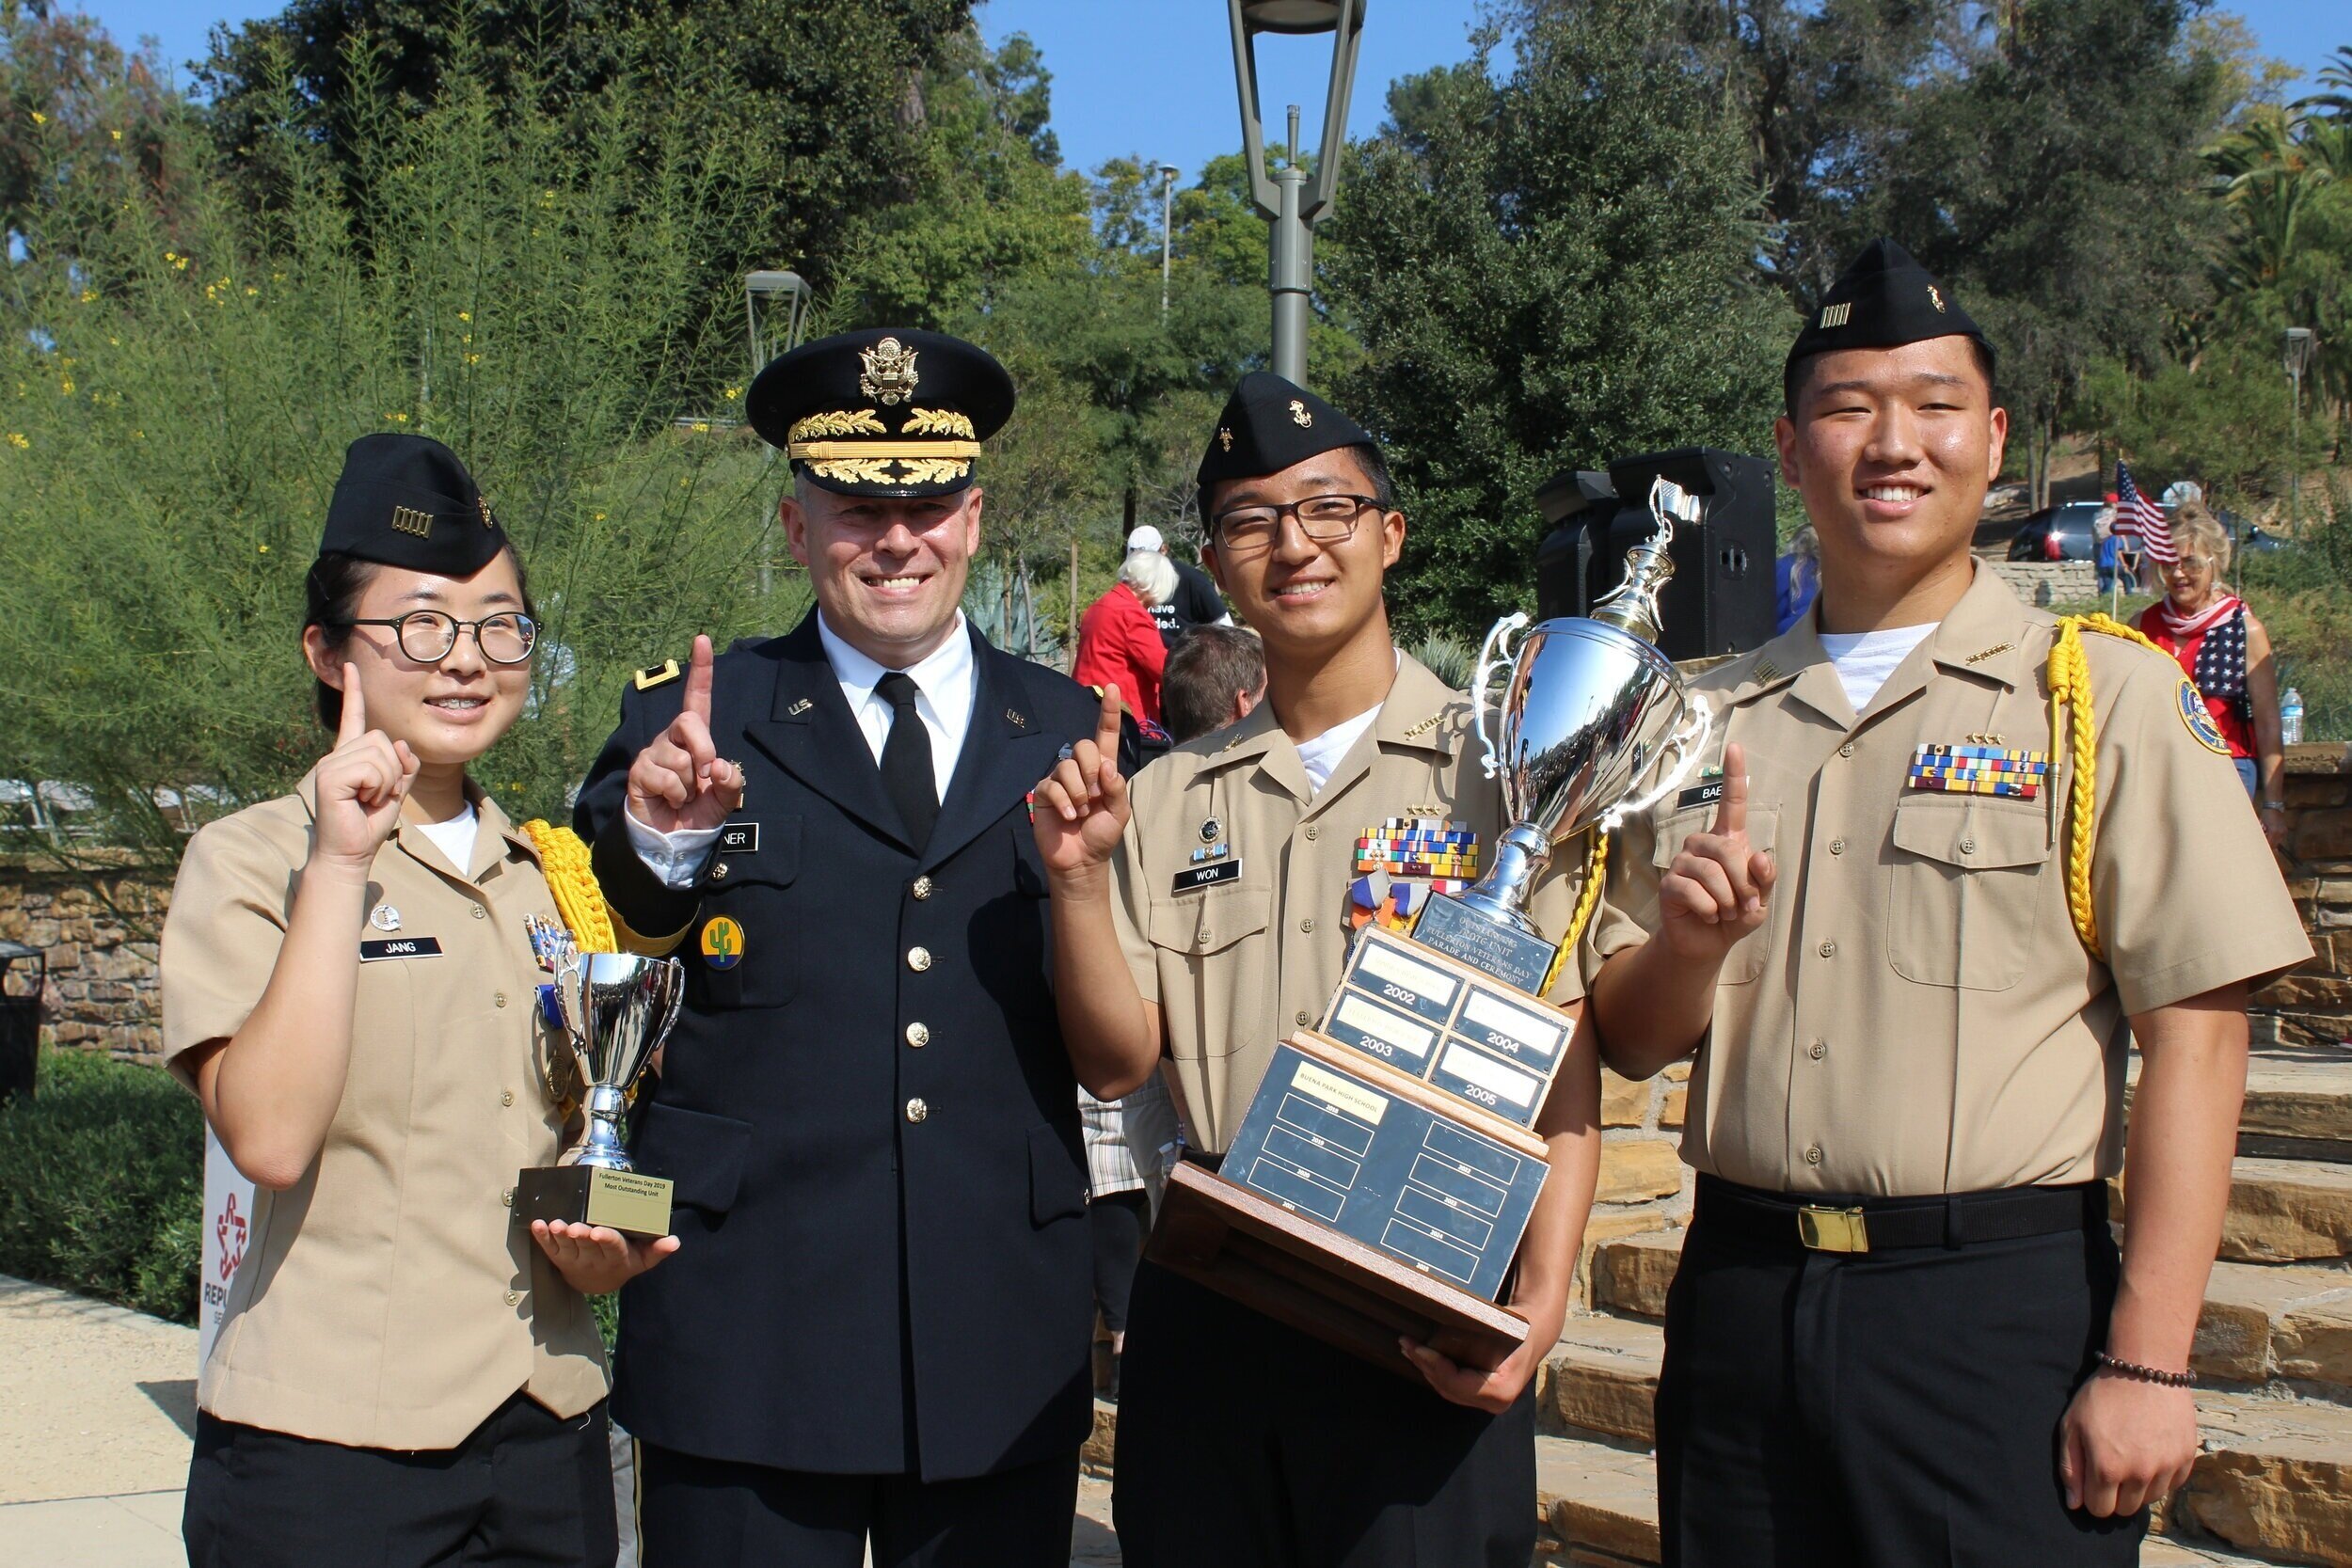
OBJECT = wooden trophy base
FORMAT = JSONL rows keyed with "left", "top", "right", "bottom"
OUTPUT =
{"left": 516, "top": 1163, "right": 673, "bottom": 1239}
{"left": 1150, "top": 1029, "right": 1538, "bottom": 1388}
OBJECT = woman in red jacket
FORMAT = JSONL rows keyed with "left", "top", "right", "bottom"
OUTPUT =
{"left": 1074, "top": 548, "right": 1176, "bottom": 724}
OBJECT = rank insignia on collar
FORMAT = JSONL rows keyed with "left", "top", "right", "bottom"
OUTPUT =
{"left": 1907, "top": 742, "right": 2052, "bottom": 800}
{"left": 1964, "top": 642, "right": 2013, "bottom": 664}
{"left": 1751, "top": 659, "right": 1784, "bottom": 685}
{"left": 1006, "top": 707, "right": 1027, "bottom": 728}
{"left": 634, "top": 659, "right": 681, "bottom": 691}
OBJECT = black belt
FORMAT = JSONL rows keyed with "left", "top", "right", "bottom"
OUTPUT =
{"left": 1694, "top": 1175, "right": 2106, "bottom": 1256}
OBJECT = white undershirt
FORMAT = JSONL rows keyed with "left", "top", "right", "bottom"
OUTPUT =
{"left": 413, "top": 804, "right": 480, "bottom": 873}
{"left": 628, "top": 613, "right": 978, "bottom": 888}
{"left": 1296, "top": 706, "right": 1380, "bottom": 795}
{"left": 1819, "top": 624, "right": 1936, "bottom": 715}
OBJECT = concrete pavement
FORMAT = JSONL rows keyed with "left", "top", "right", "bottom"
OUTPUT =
{"left": 0, "top": 1274, "right": 1123, "bottom": 1567}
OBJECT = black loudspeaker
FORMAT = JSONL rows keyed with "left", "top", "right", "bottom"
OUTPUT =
{"left": 1532, "top": 448, "right": 1777, "bottom": 663}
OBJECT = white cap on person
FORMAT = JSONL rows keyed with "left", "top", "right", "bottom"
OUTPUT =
{"left": 1125, "top": 525, "right": 1166, "bottom": 553}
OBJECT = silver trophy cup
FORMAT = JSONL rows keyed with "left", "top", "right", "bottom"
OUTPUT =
{"left": 1437, "top": 477, "right": 1713, "bottom": 944}
{"left": 516, "top": 952, "right": 684, "bottom": 1237}
{"left": 552, "top": 952, "right": 685, "bottom": 1170}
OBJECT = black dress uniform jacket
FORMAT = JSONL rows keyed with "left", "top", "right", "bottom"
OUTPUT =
{"left": 574, "top": 612, "right": 1102, "bottom": 1481}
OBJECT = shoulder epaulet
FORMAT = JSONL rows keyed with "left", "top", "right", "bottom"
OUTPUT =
{"left": 632, "top": 658, "right": 682, "bottom": 692}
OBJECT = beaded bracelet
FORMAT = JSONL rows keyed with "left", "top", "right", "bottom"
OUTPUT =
{"left": 2094, "top": 1352, "right": 2194, "bottom": 1388}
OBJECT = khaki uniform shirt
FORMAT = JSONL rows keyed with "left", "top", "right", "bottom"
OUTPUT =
{"left": 1113, "top": 654, "right": 1599, "bottom": 1153}
{"left": 161, "top": 779, "right": 607, "bottom": 1449}
{"left": 1595, "top": 566, "right": 2311, "bottom": 1196}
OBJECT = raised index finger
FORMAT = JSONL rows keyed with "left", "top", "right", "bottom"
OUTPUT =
{"left": 1094, "top": 682, "right": 1124, "bottom": 756}
{"left": 683, "top": 635, "right": 716, "bottom": 726}
{"left": 336, "top": 663, "right": 368, "bottom": 745}
{"left": 1711, "top": 741, "right": 1748, "bottom": 838}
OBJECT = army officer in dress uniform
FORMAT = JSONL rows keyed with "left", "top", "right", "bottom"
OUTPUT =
{"left": 1031, "top": 372, "right": 1608, "bottom": 1567}
{"left": 1586, "top": 240, "right": 2312, "bottom": 1566}
{"left": 574, "top": 329, "right": 1136, "bottom": 1567}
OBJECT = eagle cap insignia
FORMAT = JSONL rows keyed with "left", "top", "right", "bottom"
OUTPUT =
{"left": 477, "top": 495, "right": 495, "bottom": 530}
{"left": 1929, "top": 285, "right": 1947, "bottom": 313}
{"left": 1218, "top": 427, "right": 1233, "bottom": 451}
{"left": 858, "top": 337, "right": 921, "bottom": 405}
{"left": 1288, "top": 399, "right": 1311, "bottom": 428}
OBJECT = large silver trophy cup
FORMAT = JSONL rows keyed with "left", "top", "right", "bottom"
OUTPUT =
{"left": 1414, "top": 477, "right": 1711, "bottom": 974}
{"left": 515, "top": 952, "right": 685, "bottom": 1239}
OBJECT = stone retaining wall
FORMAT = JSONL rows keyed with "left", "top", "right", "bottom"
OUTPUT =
{"left": 1988, "top": 559, "right": 2099, "bottom": 605}
{"left": 2257, "top": 741, "right": 2352, "bottom": 1049}
{"left": 0, "top": 859, "right": 168, "bottom": 1065}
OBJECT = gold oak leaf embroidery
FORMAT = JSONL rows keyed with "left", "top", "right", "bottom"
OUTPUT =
{"left": 902, "top": 407, "right": 977, "bottom": 439}
{"left": 788, "top": 409, "right": 888, "bottom": 444}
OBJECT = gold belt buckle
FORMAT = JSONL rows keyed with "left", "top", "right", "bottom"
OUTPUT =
{"left": 1798, "top": 1205, "right": 1870, "bottom": 1253}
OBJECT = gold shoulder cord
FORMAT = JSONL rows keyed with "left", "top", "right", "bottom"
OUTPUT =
{"left": 2046, "top": 614, "right": 2170, "bottom": 962}
{"left": 520, "top": 819, "right": 618, "bottom": 955}
{"left": 1539, "top": 829, "right": 1611, "bottom": 995}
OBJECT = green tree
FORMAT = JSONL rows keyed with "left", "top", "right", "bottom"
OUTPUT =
{"left": 194, "top": 0, "right": 972, "bottom": 296}
{"left": 1326, "top": 0, "right": 1793, "bottom": 637}
{"left": 0, "top": 32, "right": 795, "bottom": 870}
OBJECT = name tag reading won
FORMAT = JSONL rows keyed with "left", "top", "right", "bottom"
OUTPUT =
{"left": 1170, "top": 858, "right": 1244, "bottom": 895}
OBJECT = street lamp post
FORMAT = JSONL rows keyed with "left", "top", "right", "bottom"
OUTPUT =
{"left": 1159, "top": 164, "right": 1181, "bottom": 317}
{"left": 2285, "top": 326, "right": 2315, "bottom": 536}
{"left": 1226, "top": 0, "right": 1367, "bottom": 387}
{"left": 745, "top": 270, "right": 811, "bottom": 596}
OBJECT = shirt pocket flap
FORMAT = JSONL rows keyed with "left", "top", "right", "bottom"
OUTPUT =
{"left": 1651, "top": 806, "right": 1778, "bottom": 867}
{"left": 1028, "top": 1122, "right": 1086, "bottom": 1226}
{"left": 708, "top": 816, "right": 802, "bottom": 889}
{"left": 1890, "top": 796, "right": 2049, "bottom": 869}
{"left": 1147, "top": 885, "right": 1272, "bottom": 957}
{"left": 629, "top": 1101, "right": 752, "bottom": 1215}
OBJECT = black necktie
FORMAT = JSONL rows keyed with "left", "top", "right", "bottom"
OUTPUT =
{"left": 876, "top": 672, "right": 937, "bottom": 848}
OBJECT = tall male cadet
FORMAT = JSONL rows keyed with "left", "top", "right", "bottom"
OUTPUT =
{"left": 575, "top": 329, "right": 1136, "bottom": 1566}
{"left": 1031, "top": 372, "right": 1605, "bottom": 1567}
{"left": 1586, "top": 241, "right": 2310, "bottom": 1565}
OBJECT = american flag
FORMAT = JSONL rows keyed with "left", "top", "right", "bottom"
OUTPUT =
{"left": 2111, "top": 461, "right": 2178, "bottom": 565}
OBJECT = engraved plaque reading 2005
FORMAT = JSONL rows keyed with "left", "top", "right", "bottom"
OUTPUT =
{"left": 1221, "top": 1042, "right": 1549, "bottom": 1300}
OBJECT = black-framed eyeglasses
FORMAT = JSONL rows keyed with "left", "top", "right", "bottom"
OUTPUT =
{"left": 340, "top": 610, "right": 538, "bottom": 665}
{"left": 1210, "top": 493, "right": 1382, "bottom": 550}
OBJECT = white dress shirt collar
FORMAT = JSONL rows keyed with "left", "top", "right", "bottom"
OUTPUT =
{"left": 815, "top": 610, "right": 977, "bottom": 800}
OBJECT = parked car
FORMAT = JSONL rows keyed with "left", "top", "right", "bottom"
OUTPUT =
{"left": 2007, "top": 501, "right": 2106, "bottom": 562}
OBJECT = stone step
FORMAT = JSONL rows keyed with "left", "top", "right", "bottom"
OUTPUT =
{"left": 2132, "top": 1046, "right": 2352, "bottom": 1163}
{"left": 1541, "top": 1314, "right": 1664, "bottom": 1446}
{"left": 2175, "top": 1389, "right": 2352, "bottom": 1566}
{"left": 1536, "top": 1431, "right": 1661, "bottom": 1565}
{"left": 2223, "top": 1157, "right": 2352, "bottom": 1263}
{"left": 2196, "top": 1261, "right": 2352, "bottom": 1389}
{"left": 1588, "top": 1230, "right": 1684, "bottom": 1321}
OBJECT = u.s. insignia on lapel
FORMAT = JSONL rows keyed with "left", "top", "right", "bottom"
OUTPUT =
{"left": 1907, "top": 743, "right": 2052, "bottom": 800}
{"left": 787, "top": 697, "right": 814, "bottom": 717}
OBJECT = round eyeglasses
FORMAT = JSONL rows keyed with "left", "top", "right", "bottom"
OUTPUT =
{"left": 1209, "top": 493, "right": 1381, "bottom": 550}
{"left": 340, "top": 610, "right": 538, "bottom": 665}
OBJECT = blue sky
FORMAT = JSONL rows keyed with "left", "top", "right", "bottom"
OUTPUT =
{"left": 75, "top": 0, "right": 2352, "bottom": 185}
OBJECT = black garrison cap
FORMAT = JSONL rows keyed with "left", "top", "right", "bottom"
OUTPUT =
{"left": 1785, "top": 237, "right": 1994, "bottom": 391}
{"left": 321, "top": 434, "right": 508, "bottom": 577}
{"left": 1195, "top": 372, "right": 1376, "bottom": 513}
{"left": 747, "top": 327, "right": 1016, "bottom": 499}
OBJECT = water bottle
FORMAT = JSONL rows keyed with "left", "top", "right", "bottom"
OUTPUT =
{"left": 2281, "top": 688, "right": 2304, "bottom": 747}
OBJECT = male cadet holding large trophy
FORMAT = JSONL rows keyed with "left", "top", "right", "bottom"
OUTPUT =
{"left": 572, "top": 329, "right": 1141, "bottom": 1567}
{"left": 1586, "top": 241, "right": 2312, "bottom": 1565}
{"left": 1031, "top": 372, "right": 1609, "bottom": 1568}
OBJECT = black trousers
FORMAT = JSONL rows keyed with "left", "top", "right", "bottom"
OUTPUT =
{"left": 183, "top": 1392, "right": 617, "bottom": 1568}
{"left": 1657, "top": 1183, "right": 2144, "bottom": 1568}
{"left": 1089, "top": 1188, "right": 1151, "bottom": 1336}
{"left": 635, "top": 1443, "right": 1078, "bottom": 1568}
{"left": 1114, "top": 1259, "right": 1536, "bottom": 1568}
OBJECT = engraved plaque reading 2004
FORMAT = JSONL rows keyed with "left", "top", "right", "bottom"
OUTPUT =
{"left": 1319, "top": 927, "right": 1571, "bottom": 1130}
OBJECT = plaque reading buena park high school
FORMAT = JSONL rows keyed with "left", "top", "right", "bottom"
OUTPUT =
{"left": 1149, "top": 476, "right": 1714, "bottom": 1378}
